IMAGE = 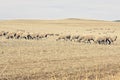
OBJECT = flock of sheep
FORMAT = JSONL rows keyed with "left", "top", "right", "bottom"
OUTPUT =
{"left": 57, "top": 34, "right": 117, "bottom": 45}
{"left": 0, "top": 30, "right": 117, "bottom": 45}
{"left": 0, "top": 30, "right": 58, "bottom": 40}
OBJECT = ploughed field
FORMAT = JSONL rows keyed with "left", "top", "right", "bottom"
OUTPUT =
{"left": 0, "top": 19, "right": 120, "bottom": 80}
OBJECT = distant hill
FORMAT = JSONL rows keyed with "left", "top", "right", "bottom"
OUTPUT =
{"left": 114, "top": 20, "right": 120, "bottom": 22}
{"left": 64, "top": 18, "right": 83, "bottom": 20}
{"left": 63, "top": 18, "right": 110, "bottom": 22}
{"left": 0, "top": 18, "right": 112, "bottom": 24}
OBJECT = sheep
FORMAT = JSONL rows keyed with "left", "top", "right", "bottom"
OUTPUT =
{"left": 20, "top": 32, "right": 29, "bottom": 39}
{"left": 70, "top": 35, "right": 80, "bottom": 42}
{"left": 15, "top": 31, "right": 24, "bottom": 39}
{"left": 80, "top": 35, "right": 95, "bottom": 43}
{"left": 95, "top": 35, "right": 117, "bottom": 45}
{"left": 107, "top": 36, "right": 117, "bottom": 44}
{"left": 0, "top": 31, "right": 9, "bottom": 36}
{"left": 32, "top": 33, "right": 41, "bottom": 40}
{"left": 56, "top": 35, "right": 71, "bottom": 41}
{"left": 6, "top": 32, "right": 16, "bottom": 39}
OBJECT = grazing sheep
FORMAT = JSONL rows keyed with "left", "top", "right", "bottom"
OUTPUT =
{"left": 15, "top": 31, "right": 24, "bottom": 39}
{"left": 95, "top": 36, "right": 117, "bottom": 45}
{"left": 3, "top": 31, "right": 9, "bottom": 36}
{"left": 70, "top": 35, "right": 80, "bottom": 42}
{"left": 107, "top": 36, "right": 117, "bottom": 44}
{"left": 32, "top": 33, "right": 40, "bottom": 40}
{"left": 46, "top": 33, "right": 54, "bottom": 37}
{"left": 27, "top": 33, "right": 43, "bottom": 40}
{"left": 26, "top": 33, "right": 34, "bottom": 40}
{"left": 6, "top": 32, "right": 16, "bottom": 39}
{"left": 0, "top": 31, "right": 9, "bottom": 36}
{"left": 80, "top": 35, "right": 95, "bottom": 43}
{"left": 56, "top": 35, "right": 71, "bottom": 41}
{"left": 4, "top": 31, "right": 9, "bottom": 36}
{"left": 95, "top": 36, "right": 107, "bottom": 44}
{"left": 20, "top": 32, "right": 29, "bottom": 39}
{"left": 25, "top": 33, "right": 33, "bottom": 40}
{"left": 39, "top": 34, "right": 47, "bottom": 39}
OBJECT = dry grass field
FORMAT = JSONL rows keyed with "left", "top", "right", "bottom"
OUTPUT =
{"left": 0, "top": 19, "right": 120, "bottom": 80}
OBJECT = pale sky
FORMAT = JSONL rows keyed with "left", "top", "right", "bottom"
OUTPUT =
{"left": 0, "top": 0, "right": 120, "bottom": 20}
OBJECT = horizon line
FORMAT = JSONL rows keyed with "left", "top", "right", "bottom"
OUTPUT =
{"left": 0, "top": 18, "right": 116, "bottom": 22}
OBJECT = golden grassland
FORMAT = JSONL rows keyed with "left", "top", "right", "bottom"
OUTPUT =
{"left": 0, "top": 19, "right": 120, "bottom": 80}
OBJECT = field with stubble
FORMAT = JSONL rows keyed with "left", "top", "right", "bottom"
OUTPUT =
{"left": 0, "top": 19, "right": 120, "bottom": 80}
